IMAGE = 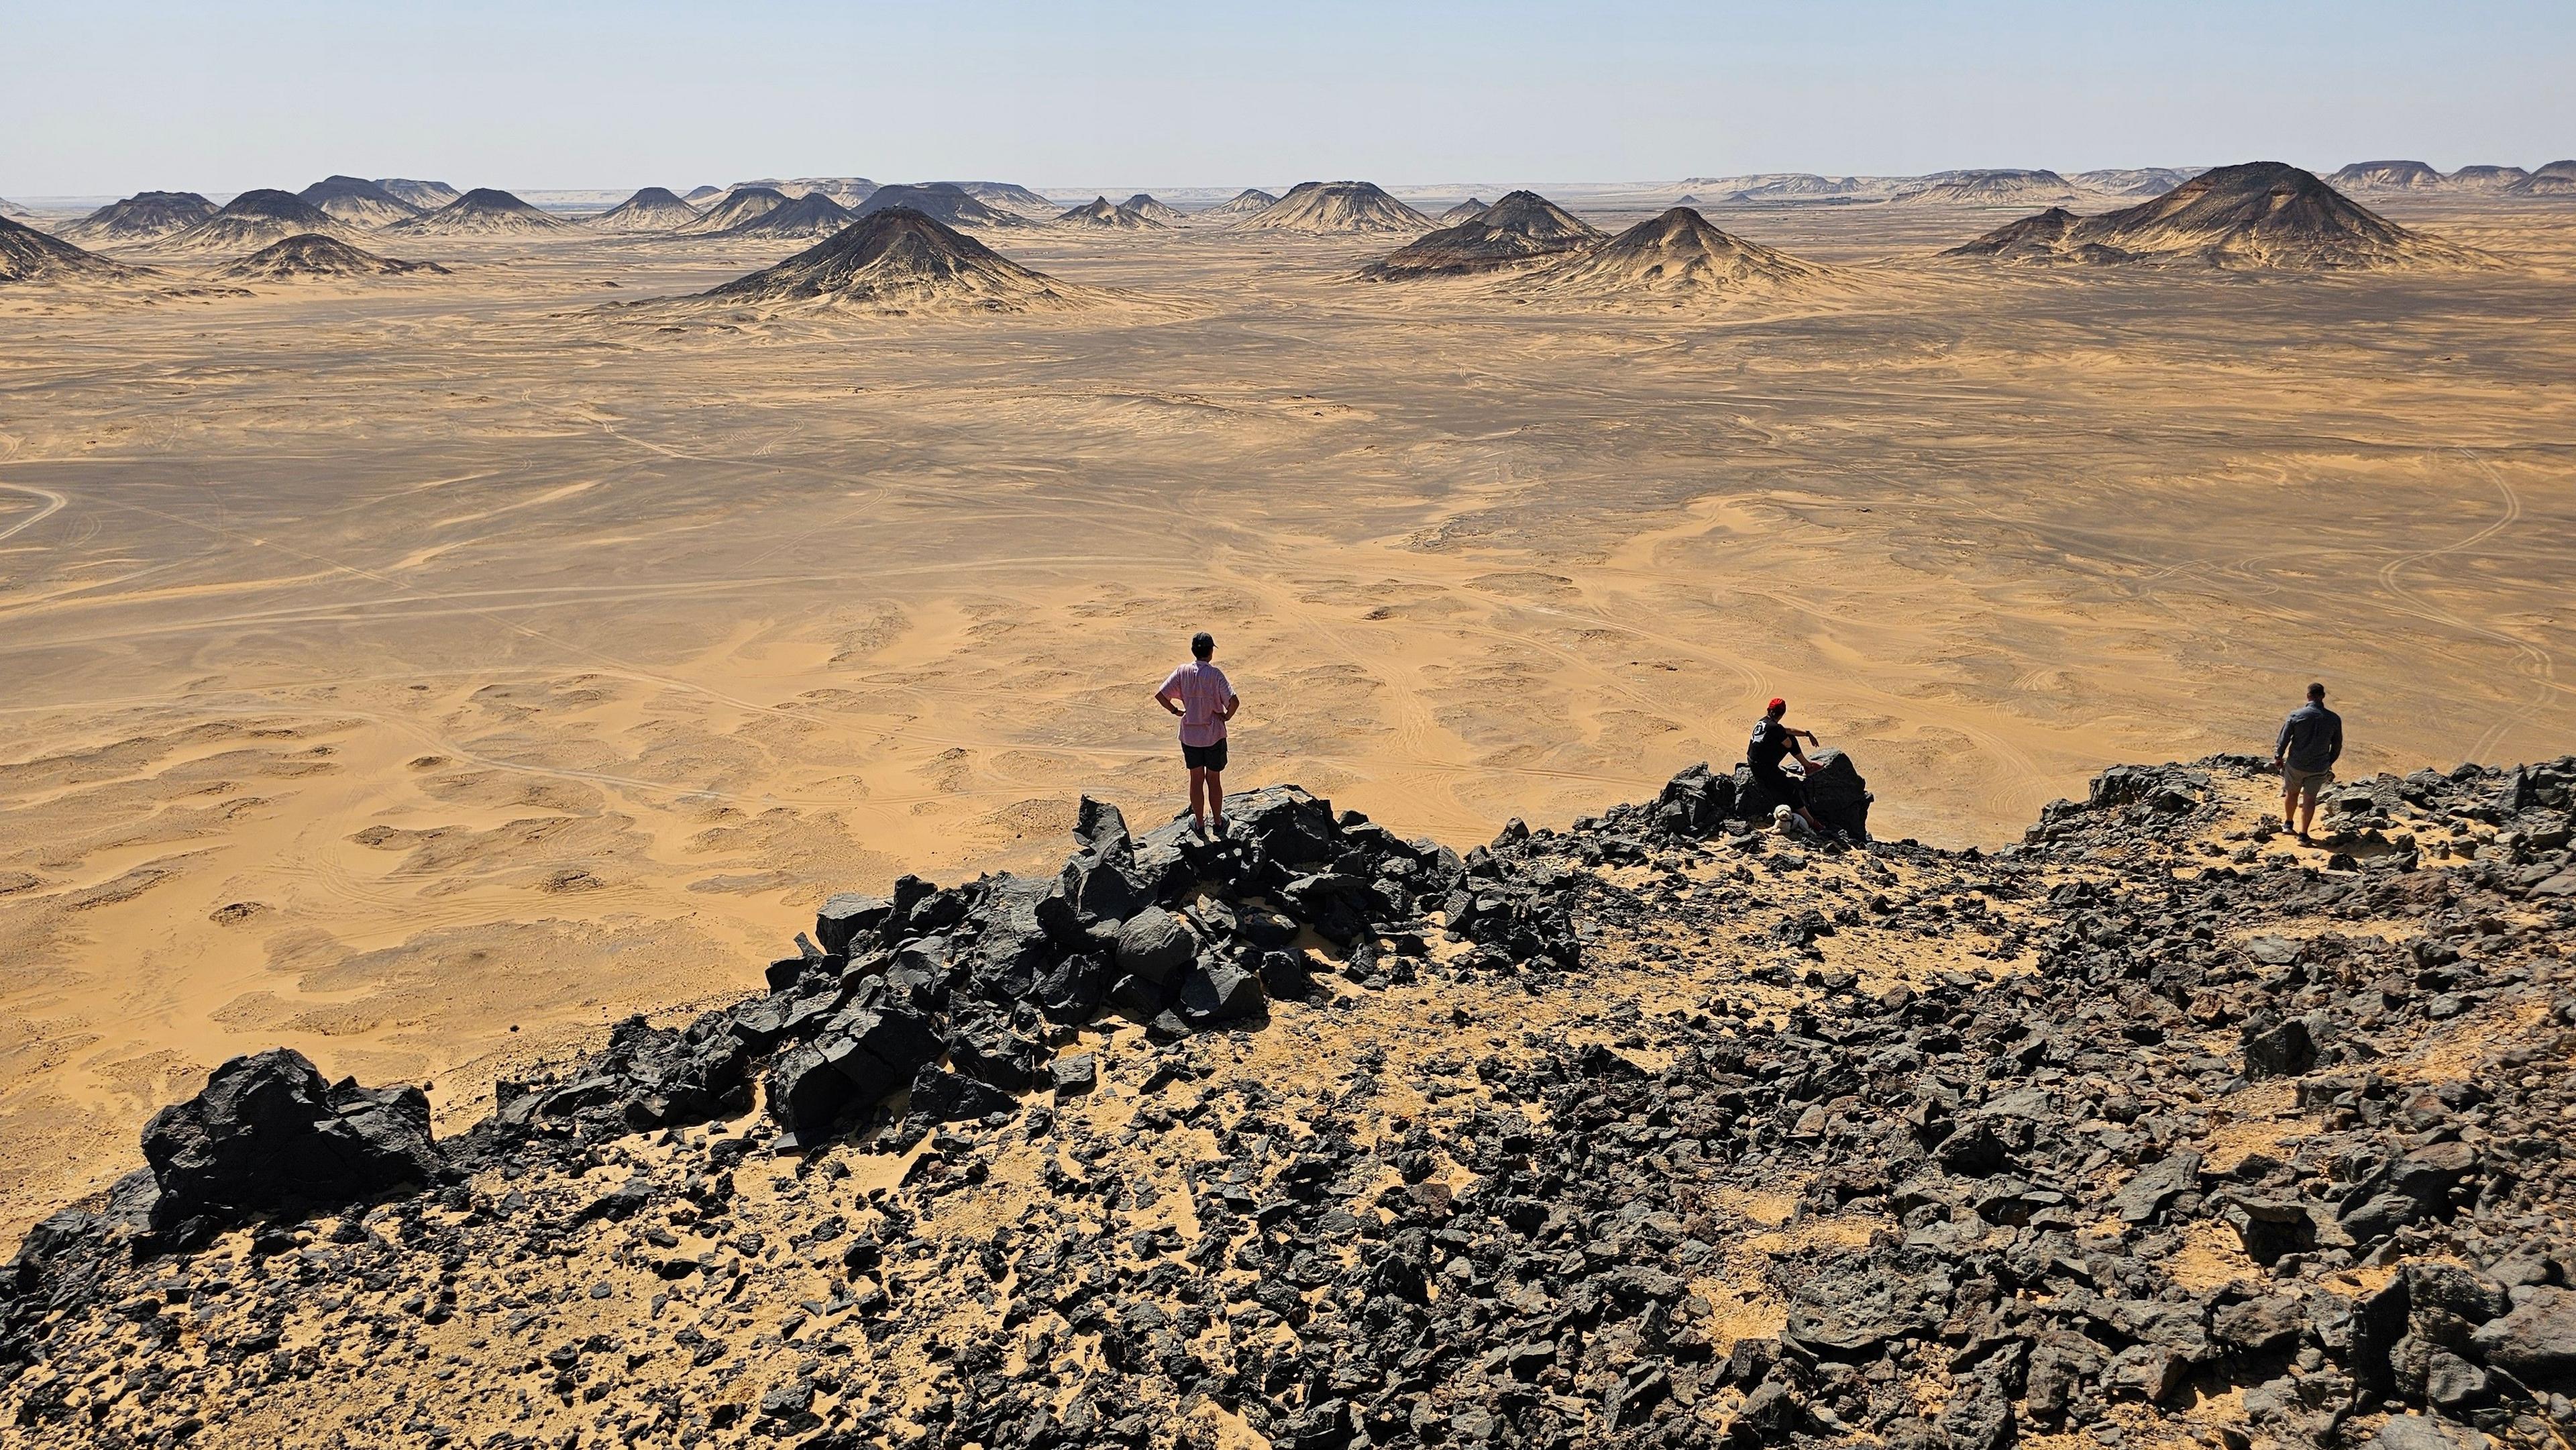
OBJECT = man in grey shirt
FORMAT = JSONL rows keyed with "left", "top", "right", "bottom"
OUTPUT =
{"left": 2274, "top": 681, "right": 2344, "bottom": 842}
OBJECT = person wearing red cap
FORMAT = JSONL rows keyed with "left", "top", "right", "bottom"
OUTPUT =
{"left": 1748, "top": 697, "right": 1827, "bottom": 834}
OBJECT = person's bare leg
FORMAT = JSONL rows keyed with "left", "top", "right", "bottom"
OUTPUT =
{"left": 2299, "top": 789, "right": 2319, "bottom": 841}
{"left": 1189, "top": 766, "right": 1208, "bottom": 833}
{"left": 2283, "top": 780, "right": 2298, "bottom": 833}
{"left": 1207, "top": 768, "right": 1225, "bottom": 834}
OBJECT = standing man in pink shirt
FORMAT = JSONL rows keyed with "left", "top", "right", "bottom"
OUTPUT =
{"left": 1155, "top": 631, "right": 1240, "bottom": 837}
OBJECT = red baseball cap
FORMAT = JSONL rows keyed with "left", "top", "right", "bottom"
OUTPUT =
{"left": 1768, "top": 697, "right": 1786, "bottom": 711}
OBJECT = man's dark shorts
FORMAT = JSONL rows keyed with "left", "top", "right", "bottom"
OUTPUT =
{"left": 1183, "top": 739, "right": 1228, "bottom": 772}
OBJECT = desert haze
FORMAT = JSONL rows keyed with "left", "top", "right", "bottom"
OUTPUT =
{"left": 0, "top": 171, "right": 2569, "bottom": 1249}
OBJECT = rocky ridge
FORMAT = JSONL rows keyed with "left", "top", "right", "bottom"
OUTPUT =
{"left": 6, "top": 754, "right": 2575, "bottom": 1450}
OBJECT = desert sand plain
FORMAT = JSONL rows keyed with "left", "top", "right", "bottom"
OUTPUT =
{"left": 0, "top": 191, "right": 2569, "bottom": 1238}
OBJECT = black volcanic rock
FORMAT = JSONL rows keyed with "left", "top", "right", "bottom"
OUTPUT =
{"left": 11, "top": 747, "right": 2576, "bottom": 1449}
{"left": 141, "top": 1049, "right": 441, "bottom": 1245}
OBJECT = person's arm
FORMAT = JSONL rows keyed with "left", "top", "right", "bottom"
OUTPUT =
{"left": 1220, "top": 692, "right": 1240, "bottom": 721}
{"left": 1155, "top": 678, "right": 1185, "bottom": 717}
{"left": 2274, "top": 715, "right": 2292, "bottom": 764}
{"left": 2327, "top": 716, "right": 2343, "bottom": 766}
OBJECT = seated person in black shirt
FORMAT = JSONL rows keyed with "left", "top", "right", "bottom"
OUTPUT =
{"left": 1750, "top": 698, "right": 1826, "bottom": 834}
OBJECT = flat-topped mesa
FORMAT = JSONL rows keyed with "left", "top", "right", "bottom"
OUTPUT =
{"left": 1947, "top": 161, "right": 2494, "bottom": 270}
{"left": 6, "top": 752, "right": 2575, "bottom": 1449}
{"left": 2326, "top": 158, "right": 2445, "bottom": 192}
{"left": 2509, "top": 160, "right": 2576, "bottom": 196}
{"left": 1890, "top": 168, "right": 2083, "bottom": 206}
{"left": 371, "top": 177, "right": 460, "bottom": 209}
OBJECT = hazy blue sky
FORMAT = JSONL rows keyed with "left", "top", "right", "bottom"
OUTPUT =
{"left": 5, "top": 0, "right": 2571, "bottom": 196}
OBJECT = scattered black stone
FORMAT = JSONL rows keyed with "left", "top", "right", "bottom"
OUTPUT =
{"left": 5, "top": 754, "right": 2575, "bottom": 1449}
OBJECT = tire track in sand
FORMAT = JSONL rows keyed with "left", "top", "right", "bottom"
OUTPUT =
{"left": 2375, "top": 452, "right": 2559, "bottom": 762}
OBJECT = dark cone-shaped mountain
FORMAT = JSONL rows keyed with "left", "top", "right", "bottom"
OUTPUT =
{"left": 0, "top": 214, "right": 148, "bottom": 285}
{"left": 213, "top": 234, "right": 448, "bottom": 282}
{"left": 678, "top": 187, "right": 788, "bottom": 235}
{"left": 853, "top": 185, "right": 1024, "bottom": 229}
{"left": 391, "top": 189, "right": 571, "bottom": 236}
{"left": 1946, "top": 162, "right": 2490, "bottom": 269}
{"left": 1364, "top": 191, "right": 1602, "bottom": 279}
{"left": 1206, "top": 189, "right": 1278, "bottom": 217}
{"left": 1513, "top": 207, "right": 1828, "bottom": 305}
{"left": 722, "top": 192, "right": 856, "bottom": 239}
{"left": 1054, "top": 197, "right": 1163, "bottom": 231}
{"left": 160, "top": 190, "right": 356, "bottom": 254}
{"left": 1120, "top": 193, "right": 1185, "bottom": 223}
{"left": 592, "top": 187, "right": 702, "bottom": 231}
{"left": 297, "top": 176, "right": 424, "bottom": 227}
{"left": 1436, "top": 197, "right": 1490, "bottom": 224}
{"left": 691, "top": 208, "right": 1115, "bottom": 315}
{"left": 56, "top": 191, "right": 219, "bottom": 246}
{"left": 1234, "top": 181, "right": 1432, "bottom": 234}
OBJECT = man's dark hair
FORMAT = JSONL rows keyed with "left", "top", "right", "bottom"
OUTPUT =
{"left": 2308, "top": 682, "right": 2326, "bottom": 701}
{"left": 1191, "top": 631, "right": 1215, "bottom": 660}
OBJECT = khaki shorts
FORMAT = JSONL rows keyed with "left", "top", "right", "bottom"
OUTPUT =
{"left": 2283, "top": 764, "right": 2333, "bottom": 807}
